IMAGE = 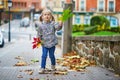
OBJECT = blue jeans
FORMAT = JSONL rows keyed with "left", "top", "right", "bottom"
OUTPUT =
{"left": 41, "top": 46, "right": 56, "bottom": 69}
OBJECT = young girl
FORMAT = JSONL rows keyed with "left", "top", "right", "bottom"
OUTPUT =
{"left": 37, "top": 8, "right": 63, "bottom": 73}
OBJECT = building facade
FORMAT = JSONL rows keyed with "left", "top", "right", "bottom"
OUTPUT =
{"left": 1, "top": 0, "right": 120, "bottom": 27}
{"left": 0, "top": 0, "right": 42, "bottom": 22}
{"left": 0, "top": 0, "right": 7, "bottom": 25}
{"left": 51, "top": 0, "right": 120, "bottom": 27}
{"left": 11, "top": 0, "right": 42, "bottom": 19}
{"left": 73, "top": 0, "right": 120, "bottom": 27}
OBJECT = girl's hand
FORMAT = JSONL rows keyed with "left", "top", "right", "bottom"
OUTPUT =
{"left": 41, "top": 40, "right": 44, "bottom": 45}
{"left": 59, "top": 21, "right": 63, "bottom": 26}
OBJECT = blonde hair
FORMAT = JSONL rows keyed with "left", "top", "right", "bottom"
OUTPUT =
{"left": 39, "top": 8, "right": 55, "bottom": 22}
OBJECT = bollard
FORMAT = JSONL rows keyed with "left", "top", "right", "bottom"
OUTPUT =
{"left": 29, "top": 34, "right": 31, "bottom": 40}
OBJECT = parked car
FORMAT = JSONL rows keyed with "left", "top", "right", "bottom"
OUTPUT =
{"left": 0, "top": 29, "right": 4, "bottom": 47}
{"left": 34, "top": 14, "right": 41, "bottom": 21}
{"left": 20, "top": 17, "right": 30, "bottom": 27}
{"left": 56, "top": 30, "right": 63, "bottom": 36}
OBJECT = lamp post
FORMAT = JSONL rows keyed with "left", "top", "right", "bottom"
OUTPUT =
{"left": 8, "top": 0, "right": 12, "bottom": 42}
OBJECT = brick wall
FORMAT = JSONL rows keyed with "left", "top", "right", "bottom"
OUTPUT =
{"left": 72, "top": 36, "right": 120, "bottom": 75}
{"left": 116, "top": 0, "right": 120, "bottom": 12}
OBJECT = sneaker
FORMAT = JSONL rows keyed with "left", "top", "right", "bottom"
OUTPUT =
{"left": 39, "top": 68, "right": 45, "bottom": 74}
{"left": 51, "top": 65, "right": 56, "bottom": 71}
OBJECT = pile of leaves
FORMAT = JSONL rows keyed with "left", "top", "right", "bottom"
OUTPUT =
{"left": 57, "top": 51, "right": 96, "bottom": 71}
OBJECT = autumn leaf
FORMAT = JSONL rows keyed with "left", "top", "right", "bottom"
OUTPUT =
{"left": 31, "top": 58, "right": 39, "bottom": 63}
{"left": 24, "top": 69, "right": 34, "bottom": 75}
{"left": 58, "top": 8, "right": 73, "bottom": 22}
{"left": 15, "top": 56, "right": 23, "bottom": 60}
{"left": 17, "top": 75, "right": 23, "bottom": 78}
{"left": 32, "top": 44, "right": 37, "bottom": 49}
{"left": 54, "top": 70, "right": 67, "bottom": 75}
{"left": 32, "top": 37, "right": 41, "bottom": 49}
{"left": 14, "top": 61, "right": 27, "bottom": 66}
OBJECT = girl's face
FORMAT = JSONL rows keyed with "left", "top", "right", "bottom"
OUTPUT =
{"left": 42, "top": 12, "right": 52, "bottom": 22}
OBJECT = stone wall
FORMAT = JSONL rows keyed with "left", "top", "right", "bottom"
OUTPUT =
{"left": 72, "top": 36, "right": 120, "bottom": 75}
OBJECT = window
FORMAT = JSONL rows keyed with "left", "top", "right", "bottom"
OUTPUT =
{"left": 80, "top": 1, "right": 85, "bottom": 11}
{"left": 99, "top": 0, "right": 104, "bottom": 11}
{"left": 73, "top": 1, "right": 75, "bottom": 10}
{"left": 80, "top": 0, "right": 85, "bottom": 11}
{"left": 75, "top": 14, "right": 80, "bottom": 24}
{"left": 106, "top": 16, "right": 118, "bottom": 27}
{"left": 110, "top": 17, "right": 118, "bottom": 27}
{"left": 109, "top": 1, "right": 114, "bottom": 12}
{"left": 0, "top": 1, "right": 3, "bottom": 5}
{"left": 61, "top": 1, "right": 65, "bottom": 8}
{"left": 84, "top": 15, "right": 90, "bottom": 24}
{"left": 18, "top": 2, "right": 20, "bottom": 7}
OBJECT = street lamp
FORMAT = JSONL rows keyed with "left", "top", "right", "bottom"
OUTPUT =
{"left": 8, "top": 0, "right": 12, "bottom": 42}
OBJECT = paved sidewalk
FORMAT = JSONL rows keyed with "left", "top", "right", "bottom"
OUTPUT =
{"left": 0, "top": 40, "right": 120, "bottom": 80}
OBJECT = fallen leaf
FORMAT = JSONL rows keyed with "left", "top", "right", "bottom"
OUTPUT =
{"left": 54, "top": 71, "right": 67, "bottom": 75}
{"left": 31, "top": 58, "right": 39, "bottom": 63}
{"left": 29, "top": 78, "right": 33, "bottom": 80}
{"left": 14, "top": 61, "right": 27, "bottom": 66}
{"left": 24, "top": 69, "right": 34, "bottom": 75}
{"left": 29, "top": 78, "right": 39, "bottom": 80}
{"left": 17, "top": 75, "right": 23, "bottom": 78}
{"left": 114, "top": 74, "right": 120, "bottom": 77}
{"left": 15, "top": 56, "right": 24, "bottom": 60}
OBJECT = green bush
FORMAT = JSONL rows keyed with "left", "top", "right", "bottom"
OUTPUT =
{"left": 72, "top": 24, "right": 79, "bottom": 32}
{"left": 119, "top": 27, "right": 120, "bottom": 32}
{"left": 78, "top": 24, "right": 84, "bottom": 31}
{"left": 83, "top": 24, "right": 90, "bottom": 28}
{"left": 72, "top": 24, "right": 90, "bottom": 32}
{"left": 84, "top": 25, "right": 98, "bottom": 34}
{"left": 90, "top": 16, "right": 110, "bottom": 30}
{"left": 110, "top": 27, "right": 120, "bottom": 33}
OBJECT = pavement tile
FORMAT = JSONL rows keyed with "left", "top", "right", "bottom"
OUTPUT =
{"left": 0, "top": 40, "right": 120, "bottom": 80}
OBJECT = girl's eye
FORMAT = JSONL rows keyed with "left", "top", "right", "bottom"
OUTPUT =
{"left": 44, "top": 14, "right": 50, "bottom": 16}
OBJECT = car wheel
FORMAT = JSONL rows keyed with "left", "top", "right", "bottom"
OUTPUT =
{"left": 0, "top": 39, "right": 4, "bottom": 47}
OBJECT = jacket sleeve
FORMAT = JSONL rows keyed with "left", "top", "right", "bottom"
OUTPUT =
{"left": 37, "top": 25, "right": 42, "bottom": 39}
{"left": 54, "top": 22, "right": 62, "bottom": 31}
